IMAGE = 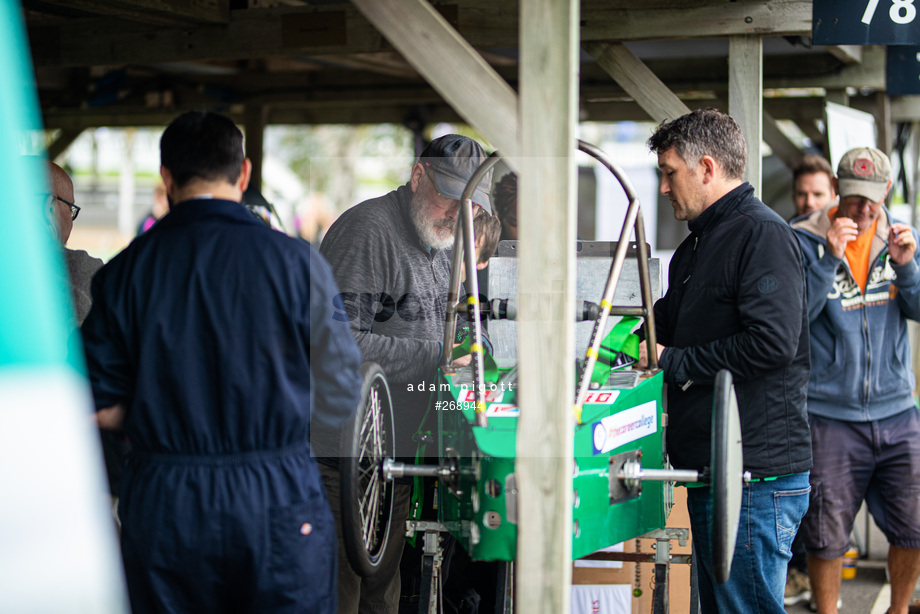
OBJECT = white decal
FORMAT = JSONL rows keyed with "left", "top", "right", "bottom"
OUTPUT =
{"left": 485, "top": 404, "right": 519, "bottom": 417}
{"left": 463, "top": 389, "right": 504, "bottom": 403}
{"left": 591, "top": 401, "right": 658, "bottom": 455}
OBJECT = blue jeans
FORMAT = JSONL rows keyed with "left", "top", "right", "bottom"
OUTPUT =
{"left": 687, "top": 472, "right": 811, "bottom": 613}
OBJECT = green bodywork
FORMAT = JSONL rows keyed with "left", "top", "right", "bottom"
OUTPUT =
{"left": 433, "top": 368, "right": 667, "bottom": 562}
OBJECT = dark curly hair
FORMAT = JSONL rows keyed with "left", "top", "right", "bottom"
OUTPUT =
{"left": 647, "top": 108, "right": 746, "bottom": 180}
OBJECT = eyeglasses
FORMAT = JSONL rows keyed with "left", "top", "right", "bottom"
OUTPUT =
{"left": 422, "top": 166, "right": 483, "bottom": 212}
{"left": 55, "top": 195, "right": 81, "bottom": 221}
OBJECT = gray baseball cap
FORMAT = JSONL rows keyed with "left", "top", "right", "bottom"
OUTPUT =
{"left": 837, "top": 147, "right": 892, "bottom": 203}
{"left": 418, "top": 134, "right": 493, "bottom": 212}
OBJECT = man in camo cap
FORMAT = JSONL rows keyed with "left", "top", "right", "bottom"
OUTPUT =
{"left": 792, "top": 147, "right": 920, "bottom": 614}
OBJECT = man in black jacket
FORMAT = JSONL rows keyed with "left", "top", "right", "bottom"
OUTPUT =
{"left": 638, "top": 108, "right": 812, "bottom": 613}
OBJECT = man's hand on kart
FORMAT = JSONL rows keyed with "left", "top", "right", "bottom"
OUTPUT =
{"left": 451, "top": 343, "right": 473, "bottom": 368}
{"left": 636, "top": 341, "right": 665, "bottom": 370}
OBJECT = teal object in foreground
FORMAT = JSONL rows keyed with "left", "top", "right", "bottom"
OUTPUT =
{"left": 0, "top": 0, "right": 73, "bottom": 369}
{"left": 0, "top": 3, "right": 129, "bottom": 612}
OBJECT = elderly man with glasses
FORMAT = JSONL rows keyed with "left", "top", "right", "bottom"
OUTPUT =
{"left": 43, "top": 160, "right": 101, "bottom": 326}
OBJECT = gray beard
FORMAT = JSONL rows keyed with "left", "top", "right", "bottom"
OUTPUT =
{"left": 411, "top": 204, "right": 455, "bottom": 250}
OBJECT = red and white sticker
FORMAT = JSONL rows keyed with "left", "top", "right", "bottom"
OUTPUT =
{"left": 485, "top": 404, "right": 519, "bottom": 417}
{"left": 584, "top": 390, "right": 619, "bottom": 405}
{"left": 463, "top": 389, "right": 505, "bottom": 404}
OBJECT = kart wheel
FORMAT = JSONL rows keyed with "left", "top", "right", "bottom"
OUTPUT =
{"left": 711, "top": 369, "right": 744, "bottom": 584}
{"left": 341, "top": 362, "right": 396, "bottom": 578}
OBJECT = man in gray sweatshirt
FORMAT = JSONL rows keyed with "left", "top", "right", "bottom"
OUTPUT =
{"left": 318, "top": 134, "right": 492, "bottom": 614}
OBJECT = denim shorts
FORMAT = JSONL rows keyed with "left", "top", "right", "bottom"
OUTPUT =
{"left": 688, "top": 472, "right": 811, "bottom": 613}
{"left": 800, "top": 409, "right": 920, "bottom": 558}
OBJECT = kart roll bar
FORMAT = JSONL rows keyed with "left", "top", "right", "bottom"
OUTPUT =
{"left": 573, "top": 139, "right": 659, "bottom": 424}
{"left": 440, "top": 141, "right": 660, "bottom": 427}
{"left": 441, "top": 152, "right": 502, "bottom": 428}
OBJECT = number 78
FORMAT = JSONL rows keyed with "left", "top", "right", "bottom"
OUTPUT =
{"left": 862, "top": 0, "right": 917, "bottom": 25}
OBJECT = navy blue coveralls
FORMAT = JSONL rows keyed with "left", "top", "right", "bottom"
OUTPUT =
{"left": 82, "top": 199, "right": 362, "bottom": 614}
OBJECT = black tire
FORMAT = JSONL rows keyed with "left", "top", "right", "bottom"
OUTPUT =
{"left": 341, "top": 362, "right": 397, "bottom": 578}
{"left": 711, "top": 369, "right": 744, "bottom": 584}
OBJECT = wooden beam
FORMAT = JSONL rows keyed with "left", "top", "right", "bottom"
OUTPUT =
{"left": 516, "top": 0, "right": 577, "bottom": 612}
{"left": 307, "top": 52, "right": 418, "bottom": 79}
{"left": 825, "top": 89, "right": 850, "bottom": 106}
{"left": 890, "top": 96, "right": 920, "bottom": 122}
{"left": 825, "top": 45, "right": 862, "bottom": 65}
{"left": 579, "top": 0, "right": 811, "bottom": 41}
{"left": 35, "top": 0, "right": 229, "bottom": 26}
{"left": 793, "top": 119, "right": 826, "bottom": 149}
{"left": 29, "top": 2, "right": 814, "bottom": 69}
{"left": 763, "top": 112, "right": 804, "bottom": 170}
{"left": 763, "top": 97, "right": 826, "bottom": 122}
{"left": 773, "top": 46, "right": 886, "bottom": 91}
{"left": 30, "top": 6, "right": 377, "bottom": 68}
{"left": 41, "top": 101, "right": 467, "bottom": 130}
{"left": 350, "top": 0, "right": 519, "bottom": 159}
{"left": 583, "top": 41, "right": 689, "bottom": 123}
{"left": 46, "top": 128, "right": 84, "bottom": 162}
{"left": 41, "top": 94, "right": 833, "bottom": 131}
{"left": 729, "top": 35, "right": 763, "bottom": 195}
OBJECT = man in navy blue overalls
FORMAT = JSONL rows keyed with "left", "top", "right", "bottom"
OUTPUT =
{"left": 83, "top": 111, "right": 362, "bottom": 613}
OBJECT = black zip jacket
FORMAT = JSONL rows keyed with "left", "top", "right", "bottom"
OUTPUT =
{"left": 655, "top": 183, "right": 812, "bottom": 478}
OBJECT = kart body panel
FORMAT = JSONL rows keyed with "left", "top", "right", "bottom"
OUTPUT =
{"left": 434, "top": 368, "right": 667, "bottom": 561}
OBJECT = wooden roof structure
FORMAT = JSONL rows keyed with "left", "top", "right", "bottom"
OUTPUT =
{"left": 25, "top": 2, "right": 910, "bottom": 167}
{"left": 22, "top": 2, "right": 913, "bottom": 611}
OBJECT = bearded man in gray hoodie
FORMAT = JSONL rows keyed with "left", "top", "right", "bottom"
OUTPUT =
{"left": 317, "top": 134, "right": 492, "bottom": 614}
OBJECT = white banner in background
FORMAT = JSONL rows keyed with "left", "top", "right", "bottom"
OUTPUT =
{"left": 571, "top": 584, "right": 632, "bottom": 614}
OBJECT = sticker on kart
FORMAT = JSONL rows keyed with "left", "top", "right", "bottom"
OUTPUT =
{"left": 462, "top": 389, "right": 505, "bottom": 404}
{"left": 485, "top": 403, "right": 518, "bottom": 417}
{"left": 584, "top": 390, "right": 620, "bottom": 405}
{"left": 591, "top": 401, "right": 657, "bottom": 455}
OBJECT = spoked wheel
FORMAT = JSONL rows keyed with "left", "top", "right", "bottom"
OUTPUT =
{"left": 711, "top": 369, "right": 744, "bottom": 584}
{"left": 341, "top": 362, "right": 396, "bottom": 577}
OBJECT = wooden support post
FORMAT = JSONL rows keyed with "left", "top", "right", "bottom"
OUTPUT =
{"left": 877, "top": 92, "right": 893, "bottom": 156}
{"left": 825, "top": 88, "right": 850, "bottom": 107}
{"left": 244, "top": 105, "right": 266, "bottom": 194}
{"left": 910, "top": 121, "right": 920, "bottom": 228}
{"left": 729, "top": 35, "right": 763, "bottom": 196}
{"left": 117, "top": 128, "right": 136, "bottom": 237}
{"left": 516, "top": 0, "right": 578, "bottom": 613}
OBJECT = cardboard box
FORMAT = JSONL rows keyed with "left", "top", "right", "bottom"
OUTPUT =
{"left": 572, "top": 487, "right": 692, "bottom": 614}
